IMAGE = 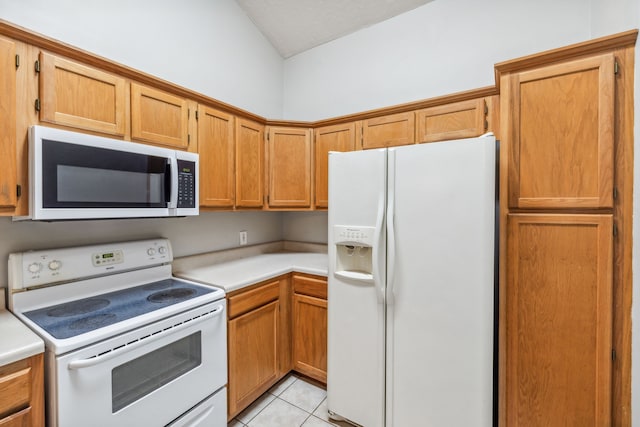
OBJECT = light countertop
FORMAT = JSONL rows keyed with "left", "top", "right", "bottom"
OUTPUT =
{"left": 0, "top": 292, "right": 44, "bottom": 366}
{"left": 173, "top": 252, "right": 328, "bottom": 293}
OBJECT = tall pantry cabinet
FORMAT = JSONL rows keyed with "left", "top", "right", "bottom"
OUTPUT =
{"left": 497, "top": 31, "right": 636, "bottom": 427}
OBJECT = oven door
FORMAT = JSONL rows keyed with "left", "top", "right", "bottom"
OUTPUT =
{"left": 53, "top": 301, "right": 226, "bottom": 427}
{"left": 29, "top": 125, "right": 178, "bottom": 220}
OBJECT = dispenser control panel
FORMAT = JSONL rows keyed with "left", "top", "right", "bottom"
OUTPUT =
{"left": 333, "top": 225, "right": 375, "bottom": 247}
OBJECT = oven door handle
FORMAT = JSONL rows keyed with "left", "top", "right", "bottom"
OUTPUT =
{"left": 67, "top": 304, "right": 224, "bottom": 371}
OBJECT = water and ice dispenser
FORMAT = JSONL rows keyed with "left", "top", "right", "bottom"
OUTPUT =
{"left": 333, "top": 225, "right": 375, "bottom": 282}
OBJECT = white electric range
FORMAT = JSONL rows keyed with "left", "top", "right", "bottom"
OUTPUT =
{"left": 7, "top": 238, "right": 227, "bottom": 427}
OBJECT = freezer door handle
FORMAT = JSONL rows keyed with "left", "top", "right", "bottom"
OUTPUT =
{"left": 386, "top": 149, "right": 396, "bottom": 306}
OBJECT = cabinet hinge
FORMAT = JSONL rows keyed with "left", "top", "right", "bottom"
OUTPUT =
{"left": 15, "top": 54, "right": 19, "bottom": 69}
{"left": 187, "top": 109, "right": 190, "bottom": 119}
{"left": 612, "top": 349, "right": 617, "bottom": 361}
{"left": 34, "top": 98, "right": 41, "bottom": 112}
{"left": 484, "top": 119, "right": 489, "bottom": 131}
{"left": 188, "top": 134, "right": 191, "bottom": 144}
{"left": 16, "top": 185, "right": 21, "bottom": 198}
{"left": 34, "top": 59, "right": 40, "bottom": 73}
{"left": 614, "top": 61, "right": 619, "bottom": 75}
{"left": 195, "top": 110, "right": 199, "bottom": 120}
{"left": 613, "top": 187, "right": 618, "bottom": 200}
{"left": 484, "top": 100, "right": 488, "bottom": 115}
{"left": 613, "top": 223, "right": 618, "bottom": 237}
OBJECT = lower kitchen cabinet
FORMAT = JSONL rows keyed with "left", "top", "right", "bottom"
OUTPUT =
{"left": 292, "top": 274, "right": 327, "bottom": 383}
{"left": 505, "top": 214, "right": 613, "bottom": 426}
{"left": 0, "top": 353, "right": 44, "bottom": 427}
{"left": 226, "top": 278, "right": 288, "bottom": 420}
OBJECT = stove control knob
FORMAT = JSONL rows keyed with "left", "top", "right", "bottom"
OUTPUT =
{"left": 147, "top": 248, "right": 156, "bottom": 256}
{"left": 27, "top": 262, "right": 42, "bottom": 274}
{"left": 48, "top": 260, "right": 62, "bottom": 271}
{"left": 158, "top": 246, "right": 167, "bottom": 255}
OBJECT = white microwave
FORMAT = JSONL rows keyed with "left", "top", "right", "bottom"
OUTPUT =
{"left": 19, "top": 125, "right": 199, "bottom": 221}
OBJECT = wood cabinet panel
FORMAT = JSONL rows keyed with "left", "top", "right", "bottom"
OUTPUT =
{"left": 292, "top": 293, "right": 327, "bottom": 383}
{"left": 0, "top": 354, "right": 43, "bottom": 427}
{"left": 415, "top": 98, "right": 486, "bottom": 143}
{"left": 0, "top": 408, "right": 31, "bottom": 427}
{"left": 39, "top": 52, "right": 126, "bottom": 136}
{"left": 0, "top": 367, "right": 30, "bottom": 418}
{"left": 0, "top": 37, "right": 17, "bottom": 210}
{"left": 505, "top": 214, "right": 612, "bottom": 426}
{"left": 198, "top": 106, "right": 235, "bottom": 207}
{"left": 314, "top": 123, "right": 356, "bottom": 208}
{"left": 228, "top": 300, "right": 279, "bottom": 419}
{"left": 361, "top": 112, "right": 415, "bottom": 149}
{"left": 293, "top": 274, "right": 327, "bottom": 300}
{"left": 131, "top": 83, "right": 190, "bottom": 150}
{"left": 506, "top": 54, "right": 615, "bottom": 209}
{"left": 267, "top": 127, "right": 312, "bottom": 208}
{"left": 236, "top": 118, "right": 264, "bottom": 208}
{"left": 228, "top": 280, "right": 280, "bottom": 319}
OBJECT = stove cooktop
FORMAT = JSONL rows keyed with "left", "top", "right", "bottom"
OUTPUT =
{"left": 23, "top": 278, "right": 215, "bottom": 339}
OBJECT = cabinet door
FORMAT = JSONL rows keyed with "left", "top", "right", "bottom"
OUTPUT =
{"left": 506, "top": 214, "right": 612, "bottom": 426}
{"left": 415, "top": 98, "right": 486, "bottom": 143}
{"left": 314, "top": 123, "right": 356, "bottom": 209}
{"left": 506, "top": 54, "right": 615, "bottom": 209}
{"left": 39, "top": 52, "right": 126, "bottom": 136}
{"left": 361, "top": 112, "right": 415, "bottom": 149}
{"left": 236, "top": 118, "right": 264, "bottom": 208}
{"left": 267, "top": 127, "right": 312, "bottom": 208}
{"left": 292, "top": 293, "right": 327, "bottom": 383}
{"left": 228, "top": 300, "right": 279, "bottom": 419}
{"left": 131, "top": 83, "right": 190, "bottom": 150}
{"left": 0, "top": 37, "right": 17, "bottom": 210}
{"left": 198, "top": 106, "right": 234, "bottom": 208}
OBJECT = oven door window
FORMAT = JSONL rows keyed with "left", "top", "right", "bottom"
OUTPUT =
{"left": 42, "top": 139, "right": 169, "bottom": 208}
{"left": 111, "top": 332, "right": 202, "bottom": 413}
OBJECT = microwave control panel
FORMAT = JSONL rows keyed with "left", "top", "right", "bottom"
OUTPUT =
{"left": 177, "top": 159, "right": 196, "bottom": 208}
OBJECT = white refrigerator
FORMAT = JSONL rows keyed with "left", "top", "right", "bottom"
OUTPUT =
{"left": 327, "top": 135, "right": 496, "bottom": 427}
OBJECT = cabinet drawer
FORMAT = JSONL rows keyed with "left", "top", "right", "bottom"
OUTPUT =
{"left": 293, "top": 275, "right": 327, "bottom": 299}
{"left": 0, "top": 407, "right": 31, "bottom": 427}
{"left": 228, "top": 280, "right": 280, "bottom": 319}
{"left": 0, "top": 367, "right": 31, "bottom": 418}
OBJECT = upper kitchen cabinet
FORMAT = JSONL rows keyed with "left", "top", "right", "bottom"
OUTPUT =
{"left": 503, "top": 54, "right": 615, "bottom": 209}
{"left": 360, "top": 112, "right": 415, "bottom": 149}
{"left": 0, "top": 37, "right": 17, "bottom": 212}
{"left": 314, "top": 123, "right": 356, "bottom": 209}
{"left": 131, "top": 83, "right": 193, "bottom": 151}
{"left": 415, "top": 98, "right": 487, "bottom": 143}
{"left": 267, "top": 127, "right": 312, "bottom": 208}
{"left": 38, "top": 52, "right": 126, "bottom": 137}
{"left": 198, "top": 106, "right": 235, "bottom": 208}
{"left": 236, "top": 118, "right": 265, "bottom": 208}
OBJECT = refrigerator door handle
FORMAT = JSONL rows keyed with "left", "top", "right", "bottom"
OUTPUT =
{"left": 372, "top": 157, "right": 386, "bottom": 306}
{"left": 386, "top": 149, "right": 396, "bottom": 306}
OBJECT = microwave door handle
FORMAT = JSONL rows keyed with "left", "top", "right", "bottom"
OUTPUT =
{"left": 67, "top": 304, "right": 224, "bottom": 370}
{"left": 167, "top": 157, "right": 178, "bottom": 208}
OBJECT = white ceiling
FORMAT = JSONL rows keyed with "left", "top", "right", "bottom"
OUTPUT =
{"left": 235, "top": 0, "right": 434, "bottom": 58}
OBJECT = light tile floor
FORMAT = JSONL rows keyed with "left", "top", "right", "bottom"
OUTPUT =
{"left": 228, "top": 374, "right": 354, "bottom": 427}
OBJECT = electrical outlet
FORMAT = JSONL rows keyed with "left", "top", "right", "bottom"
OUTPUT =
{"left": 239, "top": 231, "right": 248, "bottom": 246}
